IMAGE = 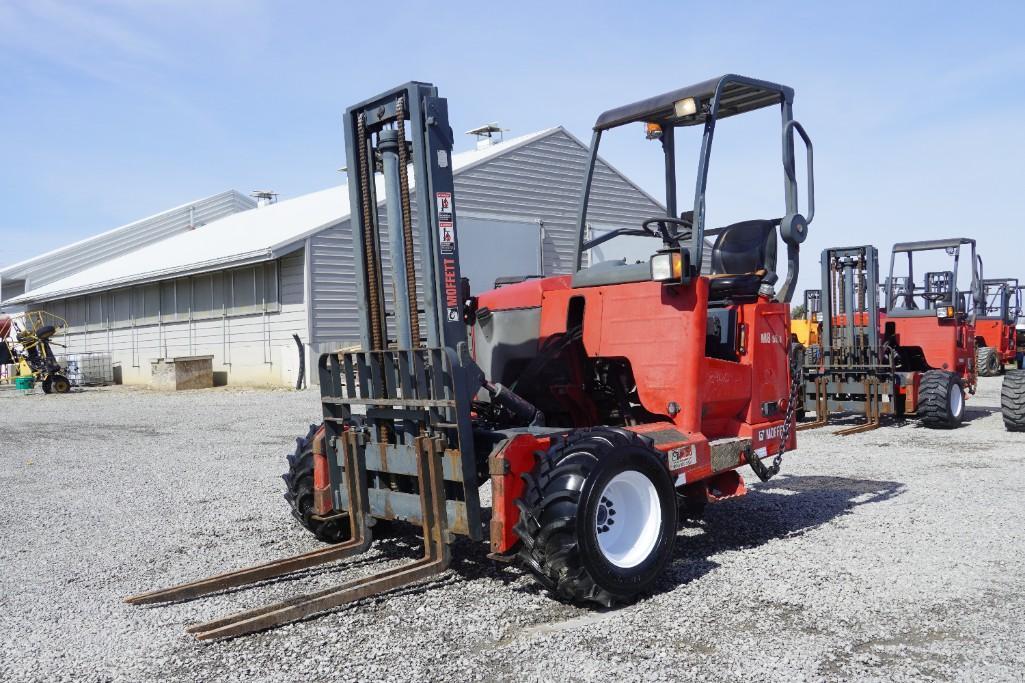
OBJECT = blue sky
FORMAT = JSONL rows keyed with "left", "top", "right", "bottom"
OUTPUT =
{"left": 1, "top": 0, "right": 1023, "bottom": 296}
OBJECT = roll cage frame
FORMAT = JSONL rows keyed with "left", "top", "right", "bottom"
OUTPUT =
{"left": 884, "top": 238, "right": 983, "bottom": 319}
{"left": 978, "top": 278, "right": 1021, "bottom": 322}
{"left": 572, "top": 74, "right": 814, "bottom": 303}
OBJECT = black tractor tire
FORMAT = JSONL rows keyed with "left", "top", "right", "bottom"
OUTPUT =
{"left": 1001, "top": 370, "right": 1025, "bottom": 431}
{"left": 977, "top": 346, "right": 1001, "bottom": 377}
{"left": 513, "top": 427, "right": 677, "bottom": 608}
{"left": 283, "top": 423, "right": 351, "bottom": 543}
{"left": 41, "top": 378, "right": 52, "bottom": 394}
{"left": 917, "top": 370, "right": 965, "bottom": 429}
{"left": 49, "top": 374, "right": 71, "bottom": 394}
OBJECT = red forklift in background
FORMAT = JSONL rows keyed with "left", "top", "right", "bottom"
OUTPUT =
{"left": 802, "top": 239, "right": 981, "bottom": 432}
{"left": 974, "top": 278, "right": 1020, "bottom": 375}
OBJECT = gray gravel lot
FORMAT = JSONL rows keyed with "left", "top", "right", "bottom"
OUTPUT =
{"left": 1, "top": 377, "right": 1023, "bottom": 682}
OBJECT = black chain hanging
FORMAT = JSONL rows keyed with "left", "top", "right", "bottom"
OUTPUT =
{"left": 749, "top": 346, "right": 802, "bottom": 482}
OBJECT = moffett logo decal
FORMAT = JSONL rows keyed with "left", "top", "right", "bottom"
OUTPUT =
{"left": 444, "top": 257, "right": 459, "bottom": 323}
{"left": 757, "top": 425, "right": 784, "bottom": 442}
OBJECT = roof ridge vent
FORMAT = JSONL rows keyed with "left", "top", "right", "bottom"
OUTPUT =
{"left": 465, "top": 123, "right": 508, "bottom": 151}
{"left": 251, "top": 190, "right": 278, "bottom": 208}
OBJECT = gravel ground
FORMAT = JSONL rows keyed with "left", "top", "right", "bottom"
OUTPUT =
{"left": 1, "top": 377, "right": 1023, "bottom": 682}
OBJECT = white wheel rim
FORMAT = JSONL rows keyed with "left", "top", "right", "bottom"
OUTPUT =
{"left": 950, "top": 384, "right": 964, "bottom": 417}
{"left": 594, "top": 470, "right": 662, "bottom": 569}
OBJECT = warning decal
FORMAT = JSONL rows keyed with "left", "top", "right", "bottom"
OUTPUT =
{"left": 436, "top": 192, "right": 453, "bottom": 222}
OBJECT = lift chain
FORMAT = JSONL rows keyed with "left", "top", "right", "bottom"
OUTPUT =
{"left": 394, "top": 95, "right": 421, "bottom": 347}
{"left": 356, "top": 112, "right": 385, "bottom": 350}
{"left": 750, "top": 345, "right": 802, "bottom": 482}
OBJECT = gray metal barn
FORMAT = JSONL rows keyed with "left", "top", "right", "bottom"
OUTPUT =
{"left": 4, "top": 128, "right": 666, "bottom": 387}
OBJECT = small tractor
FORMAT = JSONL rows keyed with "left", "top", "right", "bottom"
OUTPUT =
{"left": 127, "top": 75, "right": 814, "bottom": 639}
{"left": 801, "top": 239, "right": 981, "bottom": 433}
{"left": 974, "top": 278, "right": 1020, "bottom": 376}
{"left": 0, "top": 311, "right": 71, "bottom": 393}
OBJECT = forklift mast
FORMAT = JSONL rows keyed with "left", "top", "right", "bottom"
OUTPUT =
{"left": 818, "top": 246, "right": 882, "bottom": 369}
{"left": 805, "top": 289, "right": 822, "bottom": 322}
{"left": 321, "top": 82, "right": 484, "bottom": 540}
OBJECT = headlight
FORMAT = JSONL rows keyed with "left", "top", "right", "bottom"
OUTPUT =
{"left": 651, "top": 252, "right": 683, "bottom": 282}
{"left": 674, "top": 97, "right": 697, "bottom": 117}
{"left": 937, "top": 306, "right": 954, "bottom": 319}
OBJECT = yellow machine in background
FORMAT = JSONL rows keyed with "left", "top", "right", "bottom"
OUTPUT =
{"left": 0, "top": 310, "right": 72, "bottom": 393}
{"left": 791, "top": 289, "right": 822, "bottom": 346}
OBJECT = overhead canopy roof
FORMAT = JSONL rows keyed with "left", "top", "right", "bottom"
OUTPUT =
{"left": 593, "top": 74, "right": 793, "bottom": 131}
{"left": 7, "top": 128, "right": 560, "bottom": 305}
{"left": 892, "top": 238, "right": 975, "bottom": 253}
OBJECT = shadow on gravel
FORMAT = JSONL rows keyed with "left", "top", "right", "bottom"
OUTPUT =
{"left": 659, "top": 473, "right": 906, "bottom": 591}
{"left": 140, "top": 475, "right": 906, "bottom": 635}
{"left": 962, "top": 406, "right": 999, "bottom": 422}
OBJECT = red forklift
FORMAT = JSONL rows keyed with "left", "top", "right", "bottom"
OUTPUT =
{"left": 881, "top": 238, "right": 981, "bottom": 423}
{"left": 127, "top": 75, "right": 814, "bottom": 638}
{"left": 974, "top": 278, "right": 1020, "bottom": 376}
{"left": 802, "top": 239, "right": 981, "bottom": 432}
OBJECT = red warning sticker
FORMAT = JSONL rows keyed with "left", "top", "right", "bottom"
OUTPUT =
{"left": 436, "top": 192, "right": 453, "bottom": 222}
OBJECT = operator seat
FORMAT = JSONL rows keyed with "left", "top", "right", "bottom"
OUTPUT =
{"left": 708, "top": 219, "right": 778, "bottom": 302}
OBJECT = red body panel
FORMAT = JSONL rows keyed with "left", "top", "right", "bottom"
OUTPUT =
{"left": 884, "top": 316, "right": 975, "bottom": 386}
{"left": 975, "top": 319, "right": 1016, "bottom": 361}
{"left": 489, "top": 434, "right": 551, "bottom": 554}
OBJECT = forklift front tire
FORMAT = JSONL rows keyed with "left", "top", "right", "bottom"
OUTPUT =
{"left": 514, "top": 428, "right": 677, "bottom": 607}
{"left": 918, "top": 370, "right": 965, "bottom": 429}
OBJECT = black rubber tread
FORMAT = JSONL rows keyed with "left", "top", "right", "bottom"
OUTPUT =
{"left": 917, "top": 370, "right": 964, "bottom": 429}
{"left": 513, "top": 427, "right": 676, "bottom": 608}
{"left": 977, "top": 346, "right": 1001, "bottom": 377}
{"left": 41, "top": 379, "right": 53, "bottom": 394}
{"left": 1001, "top": 370, "right": 1025, "bottom": 432}
{"left": 49, "top": 374, "right": 71, "bottom": 394}
{"left": 282, "top": 423, "right": 351, "bottom": 543}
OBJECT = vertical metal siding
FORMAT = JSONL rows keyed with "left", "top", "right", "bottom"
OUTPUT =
{"left": 309, "top": 129, "right": 665, "bottom": 346}
{"left": 43, "top": 248, "right": 306, "bottom": 386}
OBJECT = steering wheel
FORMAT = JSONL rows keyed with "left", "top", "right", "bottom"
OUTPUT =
{"left": 641, "top": 216, "right": 693, "bottom": 245}
{"left": 920, "top": 291, "right": 951, "bottom": 303}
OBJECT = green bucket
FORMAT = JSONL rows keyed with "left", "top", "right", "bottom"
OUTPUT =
{"left": 14, "top": 376, "right": 34, "bottom": 391}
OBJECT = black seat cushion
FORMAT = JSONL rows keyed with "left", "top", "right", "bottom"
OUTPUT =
{"left": 34, "top": 325, "right": 56, "bottom": 340}
{"left": 707, "top": 219, "right": 778, "bottom": 301}
{"left": 710, "top": 219, "right": 778, "bottom": 283}
{"left": 709, "top": 273, "right": 763, "bottom": 301}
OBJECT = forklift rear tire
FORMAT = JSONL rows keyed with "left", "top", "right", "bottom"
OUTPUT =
{"left": 283, "top": 424, "right": 351, "bottom": 544}
{"left": 917, "top": 370, "right": 965, "bottom": 429}
{"left": 513, "top": 427, "right": 677, "bottom": 608}
{"left": 977, "top": 347, "right": 1001, "bottom": 377}
{"left": 1001, "top": 370, "right": 1025, "bottom": 432}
